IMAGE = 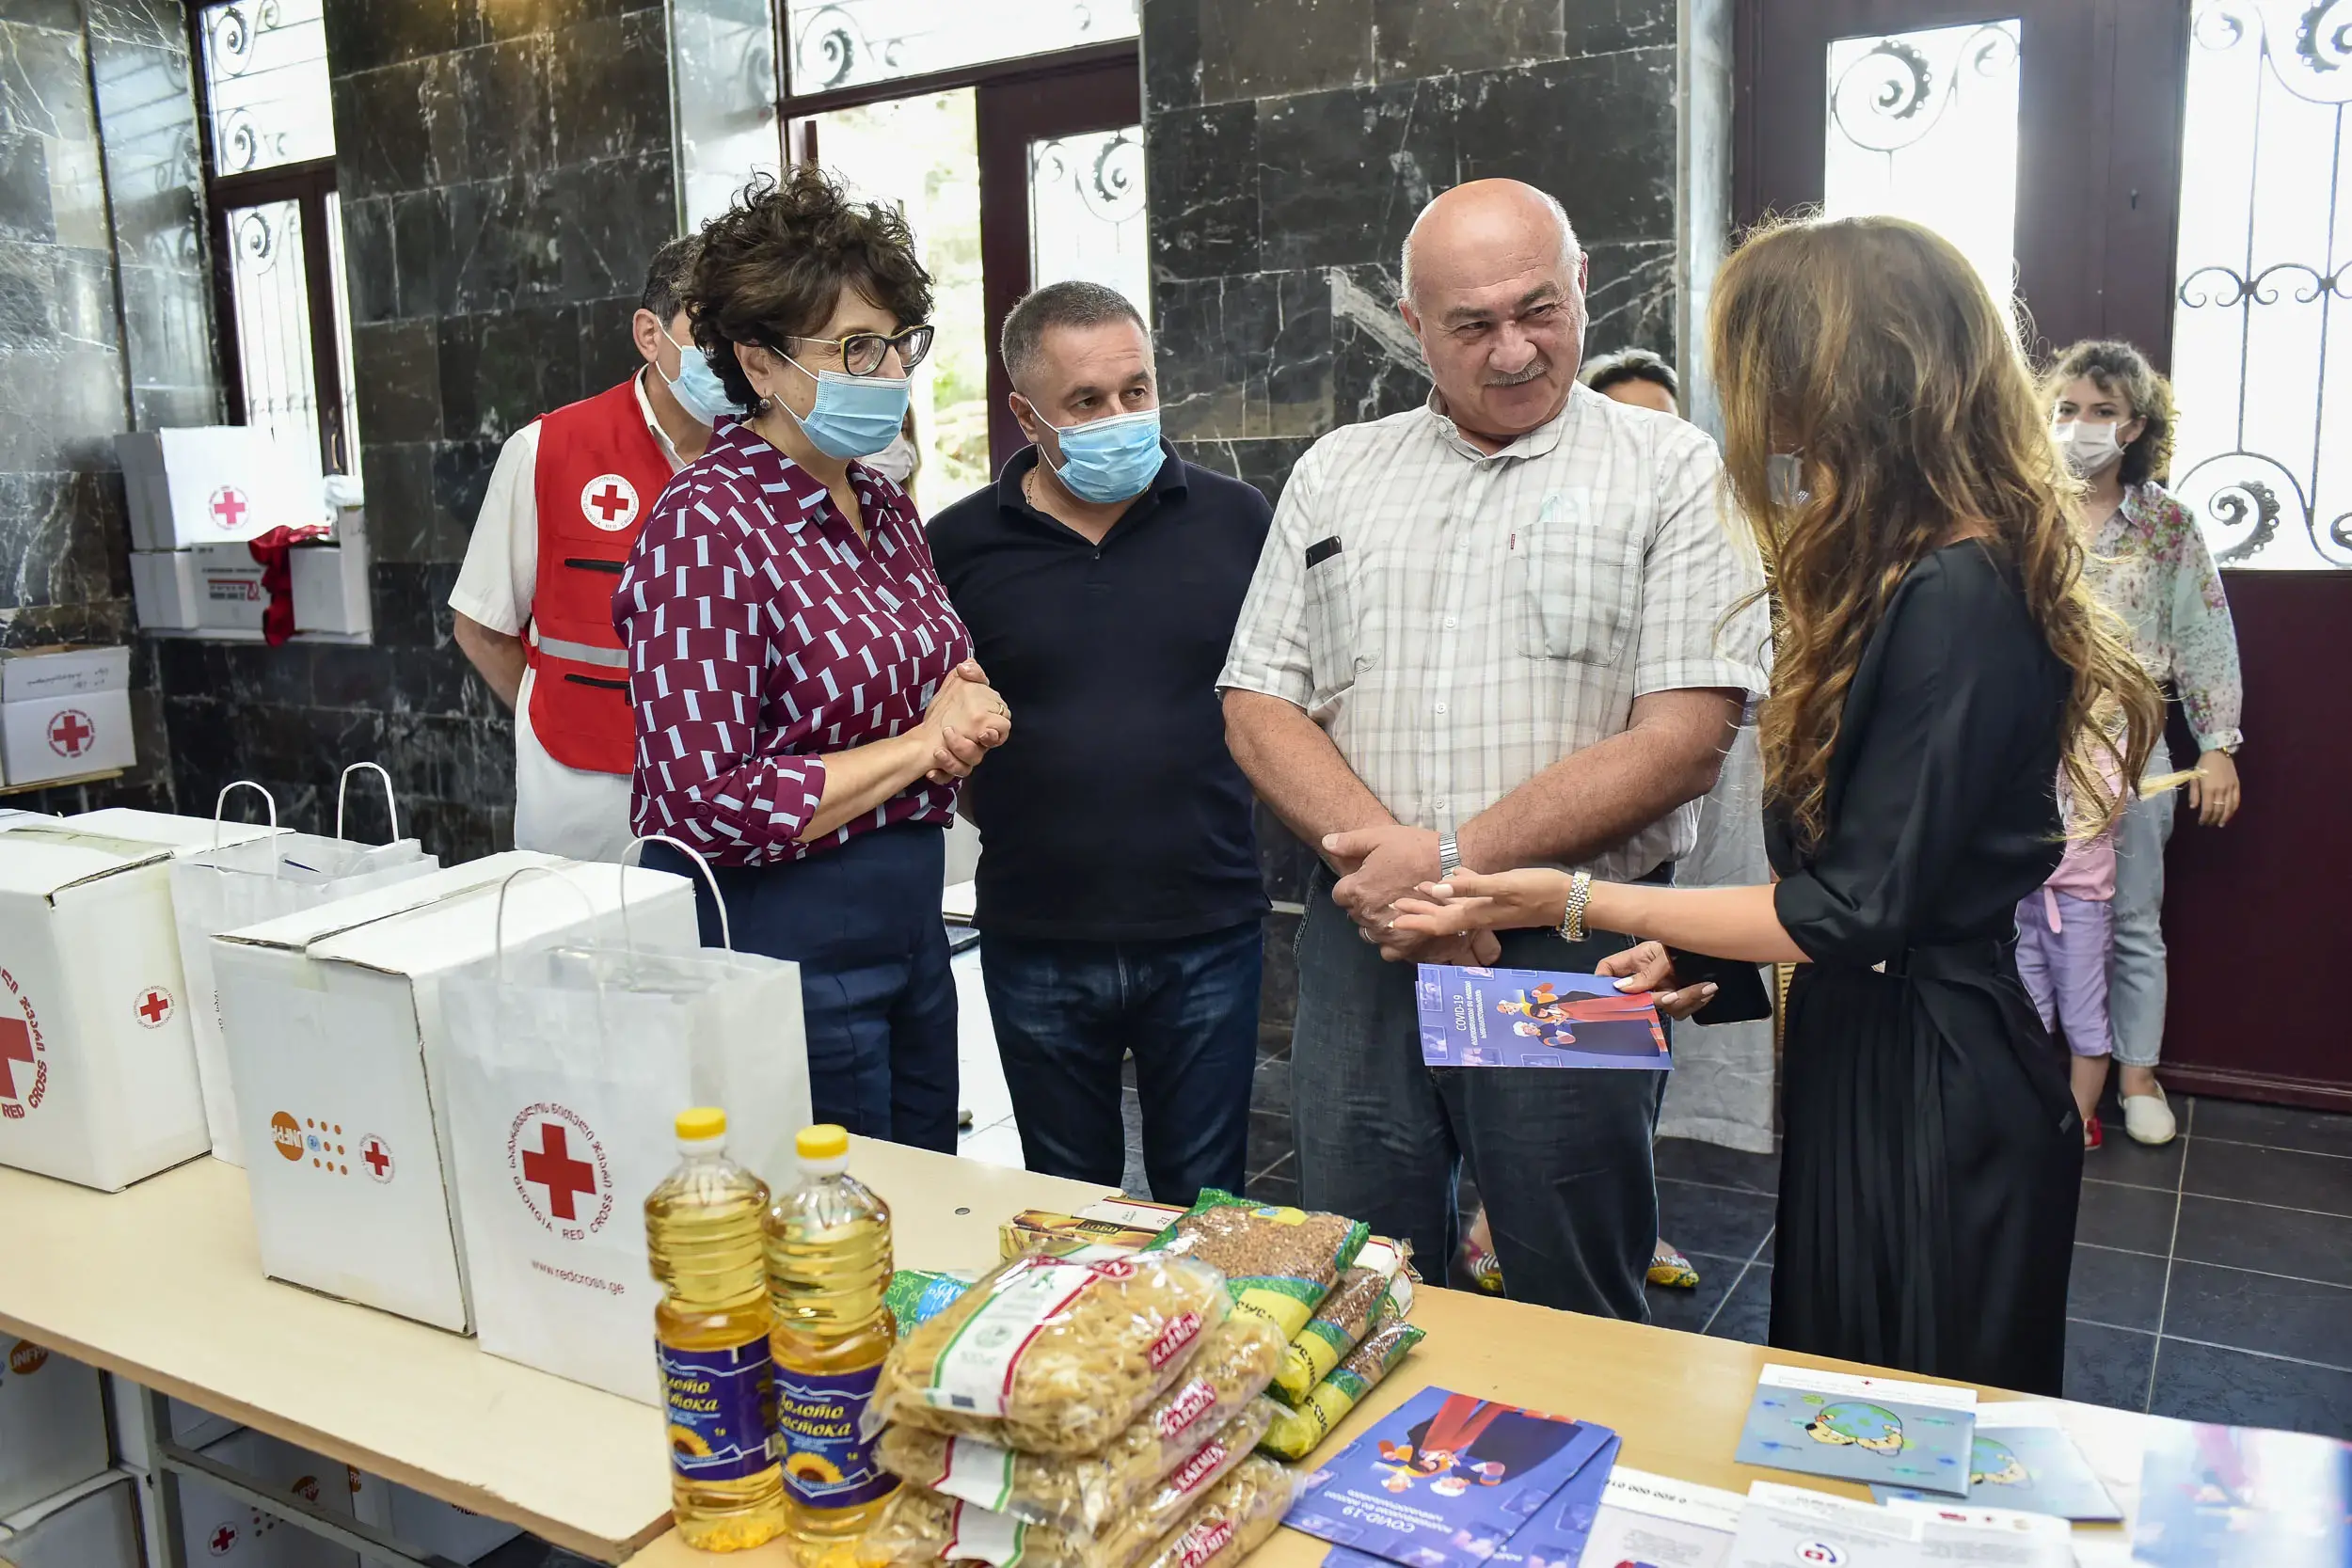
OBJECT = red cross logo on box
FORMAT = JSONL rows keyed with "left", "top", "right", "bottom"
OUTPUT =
{"left": 209, "top": 1524, "right": 237, "bottom": 1555}
{"left": 210, "top": 485, "right": 249, "bottom": 531}
{"left": 579, "top": 473, "right": 640, "bottom": 532}
{"left": 0, "top": 1018, "right": 32, "bottom": 1102}
{"left": 47, "top": 708, "right": 93, "bottom": 758}
{"left": 134, "top": 985, "right": 174, "bottom": 1029}
{"left": 510, "top": 1103, "right": 613, "bottom": 1234}
{"left": 360, "top": 1134, "right": 393, "bottom": 1183}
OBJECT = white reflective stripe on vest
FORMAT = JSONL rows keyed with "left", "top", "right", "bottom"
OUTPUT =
{"left": 532, "top": 632, "right": 629, "bottom": 669}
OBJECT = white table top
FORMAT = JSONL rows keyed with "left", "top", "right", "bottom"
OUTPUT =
{"left": 0, "top": 1142, "right": 1113, "bottom": 1562}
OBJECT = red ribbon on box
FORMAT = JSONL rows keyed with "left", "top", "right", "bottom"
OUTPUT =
{"left": 248, "top": 524, "right": 332, "bottom": 646}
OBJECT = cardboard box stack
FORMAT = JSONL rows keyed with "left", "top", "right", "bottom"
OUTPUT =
{"left": 347, "top": 1467, "right": 521, "bottom": 1564}
{"left": 0, "top": 814, "right": 277, "bottom": 1190}
{"left": 0, "top": 648, "right": 135, "bottom": 789}
{"left": 214, "top": 853, "right": 700, "bottom": 1333}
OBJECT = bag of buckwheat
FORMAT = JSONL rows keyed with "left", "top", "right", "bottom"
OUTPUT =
{"left": 1141, "top": 1189, "right": 1369, "bottom": 1341}
{"left": 1270, "top": 1237, "right": 1412, "bottom": 1406}
{"left": 875, "top": 1312, "right": 1286, "bottom": 1531}
{"left": 870, "top": 1251, "right": 1231, "bottom": 1455}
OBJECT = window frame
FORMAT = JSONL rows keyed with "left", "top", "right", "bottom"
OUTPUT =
{"left": 186, "top": 5, "right": 351, "bottom": 476}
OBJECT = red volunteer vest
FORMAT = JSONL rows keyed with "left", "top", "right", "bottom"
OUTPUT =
{"left": 527, "top": 377, "right": 671, "bottom": 774}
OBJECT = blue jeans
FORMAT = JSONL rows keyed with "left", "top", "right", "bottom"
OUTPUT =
{"left": 980, "top": 922, "right": 1263, "bottom": 1205}
{"left": 645, "top": 826, "right": 960, "bottom": 1152}
{"left": 1292, "top": 866, "right": 1661, "bottom": 1320}
{"left": 2109, "top": 737, "right": 2174, "bottom": 1069}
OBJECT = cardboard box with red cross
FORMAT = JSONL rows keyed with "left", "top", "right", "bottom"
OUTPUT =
{"left": 115, "top": 428, "right": 326, "bottom": 551}
{"left": 0, "top": 813, "right": 278, "bottom": 1191}
{"left": 0, "top": 647, "right": 135, "bottom": 790}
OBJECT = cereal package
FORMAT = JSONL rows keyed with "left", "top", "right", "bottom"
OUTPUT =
{"left": 872, "top": 1251, "right": 1231, "bottom": 1455}
{"left": 1142, "top": 1189, "right": 1369, "bottom": 1340}
{"left": 1270, "top": 1238, "right": 1412, "bottom": 1406}
{"left": 884, "top": 1269, "right": 977, "bottom": 1337}
{"left": 875, "top": 1313, "right": 1287, "bottom": 1531}
{"left": 1258, "top": 1320, "right": 1425, "bottom": 1462}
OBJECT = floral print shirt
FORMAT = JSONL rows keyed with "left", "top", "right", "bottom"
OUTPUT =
{"left": 2083, "top": 482, "right": 2245, "bottom": 754}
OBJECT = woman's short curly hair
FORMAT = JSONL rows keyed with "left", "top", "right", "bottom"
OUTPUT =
{"left": 2042, "top": 339, "right": 2176, "bottom": 487}
{"left": 687, "top": 166, "right": 935, "bottom": 410}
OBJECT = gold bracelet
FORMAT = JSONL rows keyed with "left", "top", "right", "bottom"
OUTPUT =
{"left": 1557, "top": 870, "right": 1593, "bottom": 944}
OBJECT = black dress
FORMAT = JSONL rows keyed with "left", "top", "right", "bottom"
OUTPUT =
{"left": 1766, "top": 542, "right": 2085, "bottom": 1396}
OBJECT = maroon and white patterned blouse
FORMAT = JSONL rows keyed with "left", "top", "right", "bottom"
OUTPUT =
{"left": 612, "top": 419, "right": 971, "bottom": 863}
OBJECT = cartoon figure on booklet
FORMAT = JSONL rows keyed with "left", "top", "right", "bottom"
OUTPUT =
{"left": 1372, "top": 1395, "right": 1584, "bottom": 1495}
{"left": 1970, "top": 1436, "right": 2029, "bottom": 1489}
{"left": 1804, "top": 1402, "right": 1908, "bottom": 1455}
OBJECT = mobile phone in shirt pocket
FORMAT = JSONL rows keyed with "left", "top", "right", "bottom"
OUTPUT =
{"left": 1303, "top": 538, "right": 1363, "bottom": 705}
{"left": 1513, "top": 487, "right": 1638, "bottom": 666}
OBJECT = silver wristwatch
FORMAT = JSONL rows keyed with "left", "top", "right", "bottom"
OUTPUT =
{"left": 1558, "top": 870, "right": 1594, "bottom": 944}
{"left": 1438, "top": 833, "right": 1460, "bottom": 883}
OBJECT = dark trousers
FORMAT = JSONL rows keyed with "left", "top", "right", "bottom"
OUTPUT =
{"left": 980, "top": 921, "right": 1262, "bottom": 1205}
{"left": 1292, "top": 865, "right": 1661, "bottom": 1320}
{"left": 644, "top": 825, "right": 959, "bottom": 1152}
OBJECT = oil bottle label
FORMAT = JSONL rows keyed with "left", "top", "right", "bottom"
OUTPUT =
{"left": 774, "top": 1363, "right": 898, "bottom": 1509}
{"left": 660, "top": 1338, "right": 774, "bottom": 1483}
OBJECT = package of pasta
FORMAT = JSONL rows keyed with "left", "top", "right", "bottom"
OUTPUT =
{"left": 862, "top": 1439, "right": 1295, "bottom": 1568}
{"left": 1270, "top": 1237, "right": 1413, "bottom": 1406}
{"left": 1131, "top": 1456, "right": 1298, "bottom": 1568}
{"left": 1257, "top": 1320, "right": 1425, "bottom": 1462}
{"left": 871, "top": 1251, "right": 1232, "bottom": 1455}
{"left": 1141, "top": 1188, "right": 1369, "bottom": 1341}
{"left": 875, "top": 1312, "right": 1287, "bottom": 1531}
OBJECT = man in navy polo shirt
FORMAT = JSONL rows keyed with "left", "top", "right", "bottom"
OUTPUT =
{"left": 928, "top": 281, "right": 1271, "bottom": 1204}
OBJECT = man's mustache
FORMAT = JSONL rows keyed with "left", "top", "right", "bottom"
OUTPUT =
{"left": 1484, "top": 360, "right": 1549, "bottom": 388}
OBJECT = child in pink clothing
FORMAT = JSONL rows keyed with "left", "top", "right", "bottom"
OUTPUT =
{"left": 2015, "top": 765, "right": 2123, "bottom": 1147}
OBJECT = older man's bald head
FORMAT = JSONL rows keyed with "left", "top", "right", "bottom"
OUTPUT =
{"left": 1400, "top": 180, "right": 1580, "bottom": 303}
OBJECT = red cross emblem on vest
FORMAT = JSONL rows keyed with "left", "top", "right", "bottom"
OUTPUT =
{"left": 579, "top": 473, "right": 640, "bottom": 532}
{"left": 360, "top": 1135, "right": 393, "bottom": 1182}
{"left": 135, "top": 986, "right": 174, "bottom": 1028}
{"left": 210, "top": 485, "right": 248, "bottom": 531}
{"left": 47, "top": 708, "right": 93, "bottom": 758}
{"left": 521, "top": 1121, "right": 597, "bottom": 1220}
{"left": 209, "top": 1523, "right": 237, "bottom": 1554}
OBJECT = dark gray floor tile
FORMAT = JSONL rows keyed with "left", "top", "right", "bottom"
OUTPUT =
{"left": 2192, "top": 1098, "right": 2352, "bottom": 1159}
{"left": 1707, "top": 1262, "right": 1772, "bottom": 1345}
{"left": 1246, "top": 1106, "right": 1294, "bottom": 1178}
{"left": 1643, "top": 1249, "right": 1742, "bottom": 1337}
{"left": 2183, "top": 1139, "right": 2352, "bottom": 1219}
{"left": 1245, "top": 1156, "right": 1298, "bottom": 1207}
{"left": 2076, "top": 1178, "right": 2180, "bottom": 1255}
{"left": 1653, "top": 1136, "right": 1779, "bottom": 1194}
{"left": 2084, "top": 1119, "right": 2186, "bottom": 1190}
{"left": 2174, "top": 1194, "right": 2352, "bottom": 1290}
{"left": 2068, "top": 1243, "right": 2169, "bottom": 1332}
{"left": 1656, "top": 1178, "right": 1778, "bottom": 1262}
{"left": 2161, "top": 1260, "right": 2352, "bottom": 1370}
{"left": 1249, "top": 1053, "right": 1293, "bottom": 1117}
{"left": 2150, "top": 1338, "right": 2352, "bottom": 1441}
{"left": 2063, "top": 1322, "right": 2154, "bottom": 1412}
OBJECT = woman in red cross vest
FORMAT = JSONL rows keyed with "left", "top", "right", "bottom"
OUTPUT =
{"left": 615, "top": 169, "right": 1011, "bottom": 1150}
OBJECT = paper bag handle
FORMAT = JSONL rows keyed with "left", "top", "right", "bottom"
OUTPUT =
{"left": 213, "top": 782, "right": 278, "bottom": 849}
{"left": 620, "top": 834, "right": 734, "bottom": 953}
{"left": 335, "top": 762, "right": 401, "bottom": 844}
{"left": 492, "top": 865, "right": 602, "bottom": 973}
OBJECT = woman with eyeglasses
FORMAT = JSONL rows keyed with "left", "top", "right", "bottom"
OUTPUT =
{"left": 616, "top": 166, "right": 1010, "bottom": 1151}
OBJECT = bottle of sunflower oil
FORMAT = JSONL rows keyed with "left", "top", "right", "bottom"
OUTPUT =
{"left": 645, "top": 1107, "right": 787, "bottom": 1552}
{"left": 765, "top": 1124, "right": 898, "bottom": 1560}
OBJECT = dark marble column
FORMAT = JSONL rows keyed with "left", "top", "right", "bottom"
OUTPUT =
{"left": 1141, "top": 0, "right": 1687, "bottom": 1197}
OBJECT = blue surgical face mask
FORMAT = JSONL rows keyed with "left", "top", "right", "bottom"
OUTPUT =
{"left": 1041, "top": 405, "right": 1165, "bottom": 504}
{"left": 776, "top": 351, "right": 912, "bottom": 460}
{"left": 660, "top": 329, "right": 739, "bottom": 427}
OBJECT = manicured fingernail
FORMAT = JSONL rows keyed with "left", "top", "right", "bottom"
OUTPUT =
{"left": 1321, "top": 834, "right": 1338, "bottom": 849}
{"left": 1616, "top": 976, "right": 1640, "bottom": 990}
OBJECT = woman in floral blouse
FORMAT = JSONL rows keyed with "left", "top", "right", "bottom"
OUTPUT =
{"left": 2045, "top": 341, "right": 2246, "bottom": 1146}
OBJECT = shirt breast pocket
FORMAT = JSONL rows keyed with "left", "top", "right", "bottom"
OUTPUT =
{"left": 1303, "top": 552, "right": 1365, "bottom": 706}
{"left": 1514, "top": 489, "right": 1642, "bottom": 667}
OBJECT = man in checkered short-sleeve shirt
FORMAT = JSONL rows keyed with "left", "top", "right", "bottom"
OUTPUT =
{"left": 1218, "top": 180, "right": 1767, "bottom": 1319}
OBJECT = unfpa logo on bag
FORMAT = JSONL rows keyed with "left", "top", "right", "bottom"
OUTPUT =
{"left": 0, "top": 966, "right": 49, "bottom": 1120}
{"left": 508, "top": 1101, "right": 613, "bottom": 1241}
{"left": 8, "top": 1339, "right": 50, "bottom": 1376}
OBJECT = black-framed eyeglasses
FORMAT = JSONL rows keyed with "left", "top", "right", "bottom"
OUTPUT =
{"left": 781, "top": 325, "right": 935, "bottom": 377}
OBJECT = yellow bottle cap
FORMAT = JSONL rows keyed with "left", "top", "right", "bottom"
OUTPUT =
{"left": 796, "top": 1124, "right": 850, "bottom": 1161}
{"left": 675, "top": 1107, "right": 726, "bottom": 1141}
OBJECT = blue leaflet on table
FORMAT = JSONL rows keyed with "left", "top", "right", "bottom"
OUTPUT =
{"left": 1733, "top": 1383, "right": 1973, "bottom": 1496}
{"left": 1870, "top": 1423, "right": 2122, "bottom": 1522}
{"left": 2130, "top": 1421, "right": 2352, "bottom": 1567}
{"left": 1414, "top": 965, "right": 1670, "bottom": 1071}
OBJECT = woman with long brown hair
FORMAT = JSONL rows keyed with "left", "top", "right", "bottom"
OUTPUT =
{"left": 1388, "top": 214, "right": 2162, "bottom": 1393}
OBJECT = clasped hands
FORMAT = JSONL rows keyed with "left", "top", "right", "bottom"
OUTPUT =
{"left": 921, "top": 659, "right": 1012, "bottom": 784}
{"left": 1322, "top": 826, "right": 1501, "bottom": 967}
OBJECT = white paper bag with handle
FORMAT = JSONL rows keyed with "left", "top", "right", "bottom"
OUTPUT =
{"left": 436, "top": 840, "right": 812, "bottom": 1403}
{"left": 168, "top": 767, "right": 439, "bottom": 1163}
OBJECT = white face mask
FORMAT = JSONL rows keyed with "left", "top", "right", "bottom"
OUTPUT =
{"left": 864, "top": 432, "right": 919, "bottom": 485}
{"left": 2052, "top": 419, "right": 2123, "bottom": 479}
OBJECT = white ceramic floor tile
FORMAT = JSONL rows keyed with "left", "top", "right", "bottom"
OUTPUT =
{"left": 956, "top": 1117, "right": 1027, "bottom": 1171}
{"left": 951, "top": 949, "right": 1014, "bottom": 1132}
